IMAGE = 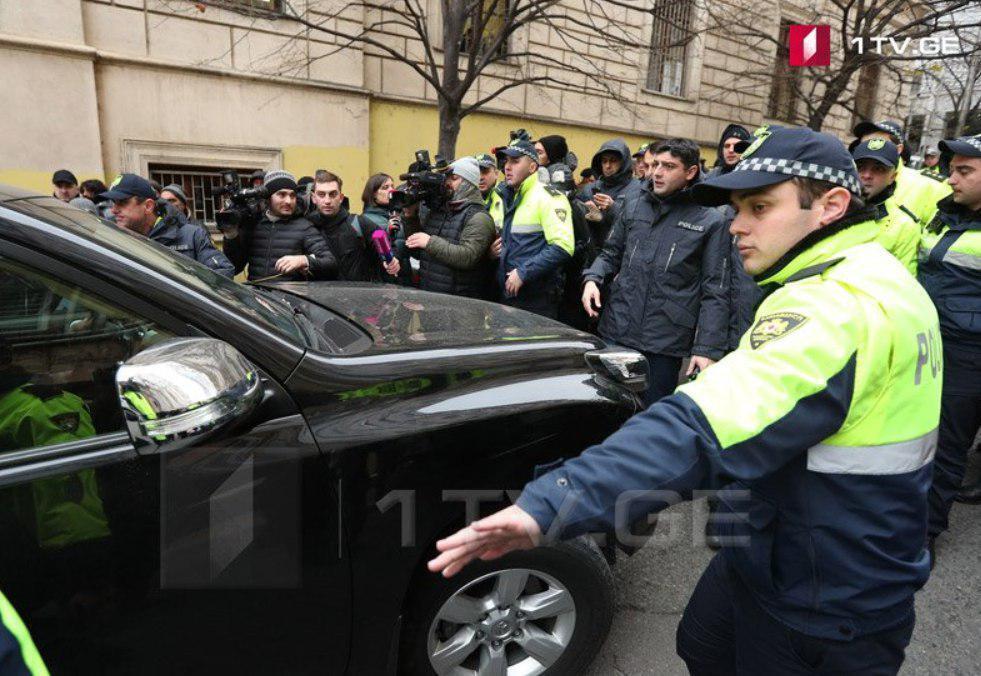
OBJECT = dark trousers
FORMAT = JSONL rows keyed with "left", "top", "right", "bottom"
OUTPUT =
{"left": 676, "top": 555, "right": 914, "bottom": 675}
{"left": 639, "top": 351, "right": 683, "bottom": 407}
{"left": 502, "top": 291, "right": 558, "bottom": 320}
{"left": 928, "top": 385, "right": 981, "bottom": 537}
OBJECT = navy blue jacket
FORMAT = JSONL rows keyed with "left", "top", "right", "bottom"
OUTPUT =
{"left": 148, "top": 208, "right": 235, "bottom": 278}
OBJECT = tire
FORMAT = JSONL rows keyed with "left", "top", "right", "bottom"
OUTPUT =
{"left": 400, "top": 537, "right": 615, "bottom": 675}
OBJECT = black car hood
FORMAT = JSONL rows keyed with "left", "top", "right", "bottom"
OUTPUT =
{"left": 264, "top": 282, "right": 602, "bottom": 353}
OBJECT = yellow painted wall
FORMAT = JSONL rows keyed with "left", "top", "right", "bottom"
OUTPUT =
{"left": 367, "top": 99, "right": 718, "bottom": 191}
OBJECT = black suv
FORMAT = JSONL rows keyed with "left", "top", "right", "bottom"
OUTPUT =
{"left": 0, "top": 186, "right": 646, "bottom": 675}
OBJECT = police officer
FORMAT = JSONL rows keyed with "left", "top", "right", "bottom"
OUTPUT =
{"left": 920, "top": 134, "right": 981, "bottom": 540}
{"left": 920, "top": 147, "right": 945, "bottom": 178}
{"left": 101, "top": 174, "right": 235, "bottom": 278}
{"left": 852, "top": 139, "right": 921, "bottom": 274}
{"left": 581, "top": 138, "right": 729, "bottom": 405}
{"left": 0, "top": 590, "right": 47, "bottom": 675}
{"left": 430, "top": 127, "right": 942, "bottom": 674}
{"left": 496, "top": 138, "right": 576, "bottom": 318}
{"left": 852, "top": 120, "right": 951, "bottom": 226}
{"left": 475, "top": 153, "right": 504, "bottom": 232}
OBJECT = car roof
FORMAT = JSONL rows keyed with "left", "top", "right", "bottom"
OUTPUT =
{"left": 0, "top": 184, "right": 44, "bottom": 201}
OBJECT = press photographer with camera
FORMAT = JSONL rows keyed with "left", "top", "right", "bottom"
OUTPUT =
{"left": 401, "top": 156, "right": 496, "bottom": 300}
{"left": 101, "top": 174, "right": 234, "bottom": 278}
{"left": 220, "top": 170, "right": 336, "bottom": 282}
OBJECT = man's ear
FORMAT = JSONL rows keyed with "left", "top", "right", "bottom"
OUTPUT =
{"left": 817, "top": 187, "right": 852, "bottom": 226}
{"left": 685, "top": 164, "right": 699, "bottom": 182}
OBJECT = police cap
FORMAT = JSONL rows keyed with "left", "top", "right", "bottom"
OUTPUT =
{"left": 939, "top": 134, "right": 981, "bottom": 158}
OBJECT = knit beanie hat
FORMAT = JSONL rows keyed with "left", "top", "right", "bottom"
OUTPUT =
{"left": 448, "top": 157, "right": 480, "bottom": 190}
{"left": 162, "top": 183, "right": 188, "bottom": 205}
{"left": 537, "top": 135, "right": 569, "bottom": 166}
{"left": 264, "top": 170, "right": 298, "bottom": 194}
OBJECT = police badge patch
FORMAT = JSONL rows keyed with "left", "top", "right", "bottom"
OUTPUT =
{"left": 51, "top": 412, "right": 80, "bottom": 434}
{"left": 555, "top": 208, "right": 568, "bottom": 220}
{"left": 867, "top": 138, "right": 886, "bottom": 150}
{"left": 749, "top": 312, "right": 808, "bottom": 349}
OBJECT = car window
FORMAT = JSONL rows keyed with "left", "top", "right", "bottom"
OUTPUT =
{"left": 0, "top": 258, "right": 174, "bottom": 453}
{"left": 2, "top": 198, "right": 307, "bottom": 346}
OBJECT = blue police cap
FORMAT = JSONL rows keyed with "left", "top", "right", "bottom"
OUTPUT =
{"left": 851, "top": 138, "right": 899, "bottom": 168}
{"left": 852, "top": 119, "right": 905, "bottom": 144}
{"left": 498, "top": 139, "right": 539, "bottom": 162}
{"left": 939, "top": 134, "right": 981, "bottom": 158}
{"left": 693, "top": 127, "right": 861, "bottom": 207}
{"left": 100, "top": 173, "right": 157, "bottom": 201}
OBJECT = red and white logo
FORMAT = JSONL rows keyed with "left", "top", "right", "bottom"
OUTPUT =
{"left": 788, "top": 25, "right": 831, "bottom": 67}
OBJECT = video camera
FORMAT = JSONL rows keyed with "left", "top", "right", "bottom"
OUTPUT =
{"left": 215, "top": 169, "right": 266, "bottom": 235}
{"left": 388, "top": 150, "right": 449, "bottom": 213}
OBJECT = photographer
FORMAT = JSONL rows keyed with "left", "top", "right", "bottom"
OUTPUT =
{"left": 403, "top": 157, "right": 496, "bottom": 299}
{"left": 221, "top": 171, "right": 336, "bottom": 282}
{"left": 101, "top": 174, "right": 234, "bottom": 278}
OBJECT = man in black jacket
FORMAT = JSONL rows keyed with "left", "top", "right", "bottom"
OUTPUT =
{"left": 581, "top": 138, "right": 729, "bottom": 405}
{"left": 578, "top": 139, "right": 645, "bottom": 248}
{"left": 308, "top": 170, "right": 399, "bottom": 281}
{"left": 222, "top": 170, "right": 336, "bottom": 282}
{"left": 102, "top": 174, "right": 235, "bottom": 278}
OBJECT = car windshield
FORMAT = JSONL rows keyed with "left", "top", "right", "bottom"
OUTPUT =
{"left": 2, "top": 197, "right": 308, "bottom": 345}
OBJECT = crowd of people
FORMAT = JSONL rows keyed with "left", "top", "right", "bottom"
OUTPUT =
{"left": 33, "top": 118, "right": 981, "bottom": 673}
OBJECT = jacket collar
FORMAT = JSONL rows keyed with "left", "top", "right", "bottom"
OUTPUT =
{"left": 867, "top": 181, "right": 896, "bottom": 207}
{"left": 754, "top": 206, "right": 879, "bottom": 287}
{"left": 147, "top": 215, "right": 178, "bottom": 242}
{"left": 935, "top": 195, "right": 981, "bottom": 229}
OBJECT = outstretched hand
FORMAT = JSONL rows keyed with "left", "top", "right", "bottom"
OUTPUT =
{"left": 427, "top": 505, "right": 542, "bottom": 578}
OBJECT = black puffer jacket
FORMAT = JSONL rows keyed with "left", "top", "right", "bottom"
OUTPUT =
{"left": 224, "top": 210, "right": 336, "bottom": 281}
{"left": 577, "top": 139, "right": 644, "bottom": 247}
{"left": 583, "top": 183, "right": 729, "bottom": 359}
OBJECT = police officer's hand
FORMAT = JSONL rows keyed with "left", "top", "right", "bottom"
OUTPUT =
{"left": 490, "top": 237, "right": 502, "bottom": 259}
{"left": 428, "top": 505, "right": 542, "bottom": 578}
{"left": 406, "top": 233, "right": 431, "bottom": 249}
{"left": 686, "top": 355, "right": 716, "bottom": 377}
{"left": 274, "top": 255, "right": 309, "bottom": 275}
{"left": 582, "top": 281, "right": 602, "bottom": 318}
{"left": 505, "top": 269, "right": 523, "bottom": 297}
{"left": 384, "top": 257, "right": 401, "bottom": 277}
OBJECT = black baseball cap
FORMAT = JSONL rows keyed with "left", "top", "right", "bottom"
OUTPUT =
{"left": 852, "top": 119, "right": 905, "bottom": 143}
{"left": 498, "top": 139, "right": 539, "bottom": 162}
{"left": 52, "top": 169, "right": 77, "bottom": 185}
{"left": 693, "top": 127, "right": 861, "bottom": 207}
{"left": 851, "top": 138, "right": 899, "bottom": 168}
{"left": 100, "top": 174, "right": 157, "bottom": 201}
{"left": 939, "top": 134, "right": 981, "bottom": 158}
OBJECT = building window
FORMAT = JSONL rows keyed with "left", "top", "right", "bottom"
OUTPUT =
{"left": 149, "top": 165, "right": 259, "bottom": 231}
{"left": 852, "top": 63, "right": 881, "bottom": 127}
{"left": 767, "top": 20, "right": 801, "bottom": 122}
{"left": 907, "top": 114, "right": 925, "bottom": 153}
{"left": 460, "top": 0, "right": 510, "bottom": 58}
{"left": 646, "top": 0, "right": 693, "bottom": 96}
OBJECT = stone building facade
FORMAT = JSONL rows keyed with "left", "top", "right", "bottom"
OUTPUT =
{"left": 0, "top": 0, "right": 910, "bottom": 224}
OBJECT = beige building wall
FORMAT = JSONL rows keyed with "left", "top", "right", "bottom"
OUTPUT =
{"left": 1, "top": 0, "right": 912, "bottom": 198}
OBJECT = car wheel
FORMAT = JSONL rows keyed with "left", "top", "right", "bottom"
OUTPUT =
{"left": 401, "top": 537, "right": 614, "bottom": 675}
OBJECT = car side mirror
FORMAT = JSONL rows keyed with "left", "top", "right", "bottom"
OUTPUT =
{"left": 116, "top": 337, "right": 262, "bottom": 454}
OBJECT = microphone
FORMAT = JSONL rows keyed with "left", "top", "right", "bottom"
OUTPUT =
{"left": 371, "top": 229, "right": 394, "bottom": 263}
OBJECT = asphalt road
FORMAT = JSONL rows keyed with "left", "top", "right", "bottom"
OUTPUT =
{"left": 586, "top": 454, "right": 981, "bottom": 675}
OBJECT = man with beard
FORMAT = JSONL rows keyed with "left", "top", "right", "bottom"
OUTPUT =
{"left": 851, "top": 139, "right": 921, "bottom": 274}
{"left": 403, "top": 157, "right": 496, "bottom": 299}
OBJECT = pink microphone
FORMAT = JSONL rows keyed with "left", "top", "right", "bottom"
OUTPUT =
{"left": 371, "top": 229, "right": 394, "bottom": 263}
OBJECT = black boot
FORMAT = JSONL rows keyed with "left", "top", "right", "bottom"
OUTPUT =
{"left": 955, "top": 478, "right": 981, "bottom": 504}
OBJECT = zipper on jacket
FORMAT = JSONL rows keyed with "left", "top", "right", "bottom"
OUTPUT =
{"left": 720, "top": 256, "right": 728, "bottom": 290}
{"left": 663, "top": 242, "right": 676, "bottom": 272}
{"left": 627, "top": 241, "right": 639, "bottom": 267}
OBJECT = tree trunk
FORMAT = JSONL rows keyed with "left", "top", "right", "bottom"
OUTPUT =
{"left": 807, "top": 70, "right": 858, "bottom": 131}
{"left": 437, "top": 97, "right": 462, "bottom": 160}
